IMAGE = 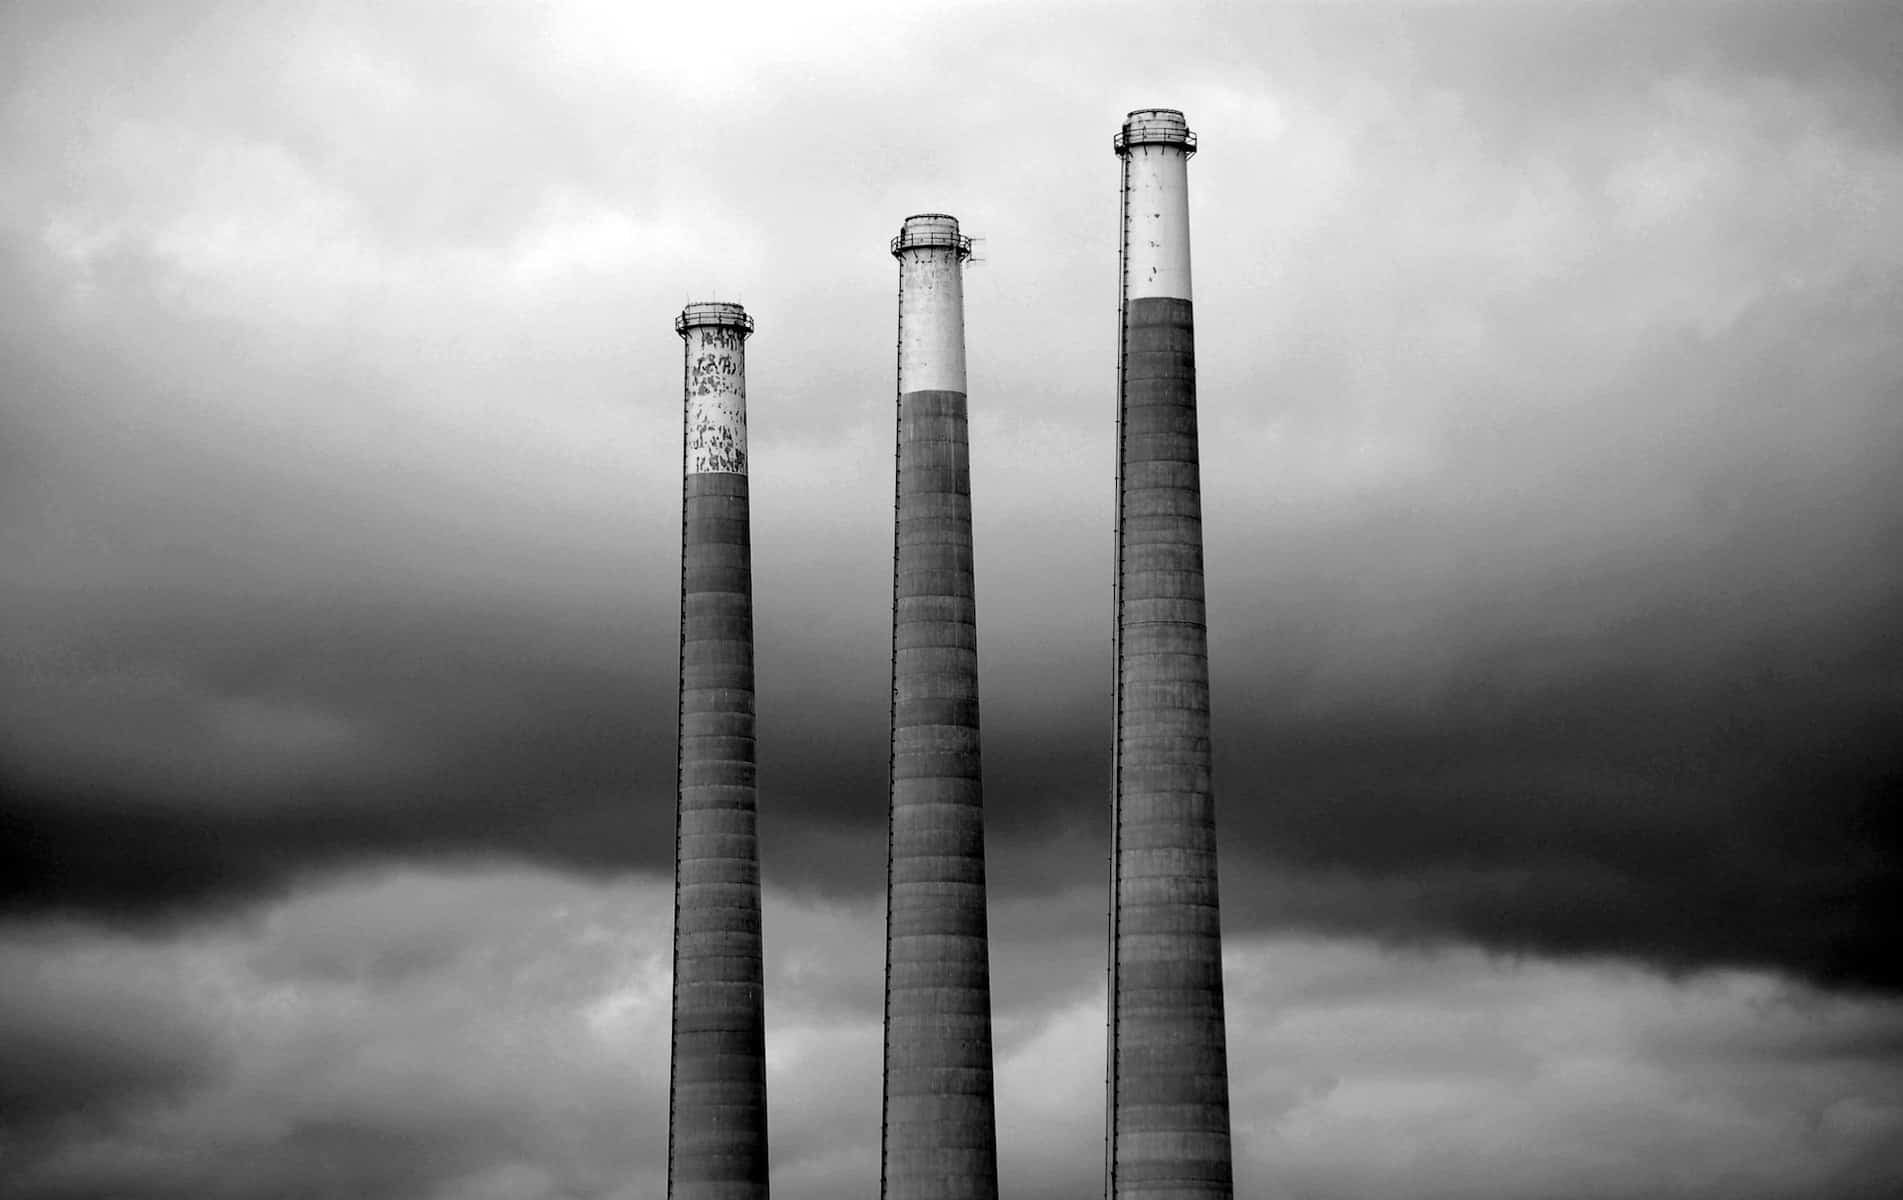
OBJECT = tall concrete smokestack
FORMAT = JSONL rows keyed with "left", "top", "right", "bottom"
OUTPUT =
{"left": 882, "top": 214, "right": 1000, "bottom": 1200}
{"left": 1106, "top": 110, "right": 1234, "bottom": 1200}
{"left": 672, "top": 301, "right": 769, "bottom": 1200}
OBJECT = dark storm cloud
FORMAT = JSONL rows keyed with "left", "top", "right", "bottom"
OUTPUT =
{"left": 3, "top": 0, "right": 1901, "bottom": 1002}
{"left": 0, "top": 598, "right": 675, "bottom": 918}
{"left": 1183, "top": 249, "right": 1903, "bottom": 989}
{"left": 0, "top": 242, "right": 682, "bottom": 917}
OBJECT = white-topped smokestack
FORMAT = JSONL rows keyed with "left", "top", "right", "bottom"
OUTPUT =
{"left": 671, "top": 300, "right": 769, "bottom": 1200}
{"left": 882, "top": 213, "right": 1000, "bottom": 1200}
{"left": 1106, "top": 108, "right": 1235, "bottom": 1200}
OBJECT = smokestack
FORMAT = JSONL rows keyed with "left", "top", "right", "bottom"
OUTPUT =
{"left": 882, "top": 214, "right": 1000, "bottom": 1200}
{"left": 1106, "top": 110, "right": 1234, "bottom": 1199}
{"left": 672, "top": 301, "right": 769, "bottom": 1200}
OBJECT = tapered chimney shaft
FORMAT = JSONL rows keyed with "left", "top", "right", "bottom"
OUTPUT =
{"left": 672, "top": 301, "right": 769, "bottom": 1200}
{"left": 882, "top": 214, "right": 1000, "bottom": 1200}
{"left": 1106, "top": 110, "right": 1234, "bottom": 1200}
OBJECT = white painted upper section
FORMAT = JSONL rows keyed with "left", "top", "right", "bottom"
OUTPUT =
{"left": 895, "top": 215, "right": 968, "bottom": 394}
{"left": 1122, "top": 144, "right": 1193, "bottom": 301}
{"left": 682, "top": 322, "right": 747, "bottom": 475}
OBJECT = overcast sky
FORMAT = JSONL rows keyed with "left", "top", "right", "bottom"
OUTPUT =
{"left": 3, "top": 1, "right": 1901, "bottom": 1197}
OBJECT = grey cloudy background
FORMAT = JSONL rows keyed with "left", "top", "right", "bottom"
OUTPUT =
{"left": 3, "top": 1, "right": 1901, "bottom": 1197}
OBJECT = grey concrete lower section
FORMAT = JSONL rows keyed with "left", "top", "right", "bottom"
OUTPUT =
{"left": 1110, "top": 297, "right": 1233, "bottom": 1200}
{"left": 673, "top": 471, "right": 770, "bottom": 1200}
{"left": 883, "top": 389, "right": 1000, "bottom": 1200}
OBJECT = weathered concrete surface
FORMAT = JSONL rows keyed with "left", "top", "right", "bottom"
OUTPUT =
{"left": 894, "top": 213, "right": 970, "bottom": 394}
{"left": 1109, "top": 110, "right": 1233, "bottom": 1200}
{"left": 673, "top": 304, "right": 769, "bottom": 1200}
{"left": 884, "top": 216, "right": 999, "bottom": 1200}
{"left": 1119, "top": 111, "right": 1195, "bottom": 303}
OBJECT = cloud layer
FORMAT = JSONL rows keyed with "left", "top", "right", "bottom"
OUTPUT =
{"left": 6, "top": 0, "right": 1897, "bottom": 989}
{"left": 3, "top": 866, "right": 1899, "bottom": 1199}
